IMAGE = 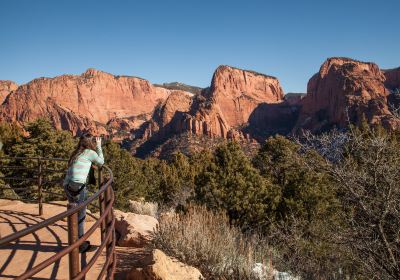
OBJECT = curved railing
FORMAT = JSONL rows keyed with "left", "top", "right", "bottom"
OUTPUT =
{"left": 0, "top": 157, "right": 116, "bottom": 279}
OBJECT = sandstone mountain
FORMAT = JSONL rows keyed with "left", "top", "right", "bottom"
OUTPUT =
{"left": 0, "top": 69, "right": 178, "bottom": 135}
{"left": 294, "top": 57, "right": 400, "bottom": 133}
{"left": 134, "top": 59, "right": 400, "bottom": 157}
{"left": 132, "top": 65, "right": 287, "bottom": 156}
{"left": 1, "top": 58, "right": 399, "bottom": 158}
{"left": 384, "top": 67, "right": 400, "bottom": 92}
{"left": 154, "top": 82, "right": 203, "bottom": 95}
{"left": 0, "top": 80, "right": 18, "bottom": 104}
{"left": 182, "top": 65, "right": 285, "bottom": 139}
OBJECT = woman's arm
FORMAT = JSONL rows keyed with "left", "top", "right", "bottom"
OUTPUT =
{"left": 89, "top": 137, "right": 104, "bottom": 166}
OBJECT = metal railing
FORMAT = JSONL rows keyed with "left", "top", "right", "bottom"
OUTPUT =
{"left": 0, "top": 157, "right": 116, "bottom": 279}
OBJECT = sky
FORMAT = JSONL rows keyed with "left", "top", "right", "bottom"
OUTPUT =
{"left": 0, "top": 0, "right": 399, "bottom": 93}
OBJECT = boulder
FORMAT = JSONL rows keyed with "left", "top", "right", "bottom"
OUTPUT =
{"left": 125, "top": 249, "right": 203, "bottom": 280}
{"left": 114, "top": 209, "right": 158, "bottom": 247}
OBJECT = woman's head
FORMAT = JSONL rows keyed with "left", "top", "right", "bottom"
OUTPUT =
{"left": 68, "top": 133, "right": 96, "bottom": 166}
{"left": 77, "top": 133, "right": 96, "bottom": 151}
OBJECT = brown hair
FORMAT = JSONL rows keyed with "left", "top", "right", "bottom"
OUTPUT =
{"left": 68, "top": 133, "right": 96, "bottom": 166}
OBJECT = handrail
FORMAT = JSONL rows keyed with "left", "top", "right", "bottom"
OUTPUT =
{"left": 15, "top": 197, "right": 115, "bottom": 280}
{"left": 0, "top": 156, "right": 67, "bottom": 161}
{"left": 0, "top": 166, "right": 112, "bottom": 245}
{"left": 0, "top": 157, "right": 116, "bottom": 279}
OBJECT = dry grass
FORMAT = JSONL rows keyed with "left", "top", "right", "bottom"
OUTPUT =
{"left": 152, "top": 205, "right": 274, "bottom": 280}
{"left": 129, "top": 199, "right": 158, "bottom": 217}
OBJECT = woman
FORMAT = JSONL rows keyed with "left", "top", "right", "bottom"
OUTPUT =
{"left": 63, "top": 133, "right": 104, "bottom": 253}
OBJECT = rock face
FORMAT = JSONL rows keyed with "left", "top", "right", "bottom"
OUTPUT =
{"left": 132, "top": 66, "right": 285, "bottom": 157}
{"left": 295, "top": 57, "right": 400, "bottom": 132}
{"left": 125, "top": 249, "right": 203, "bottom": 280}
{"left": 154, "top": 82, "right": 203, "bottom": 95}
{"left": 2, "top": 60, "right": 400, "bottom": 157}
{"left": 181, "top": 66, "right": 284, "bottom": 139}
{"left": 384, "top": 67, "right": 400, "bottom": 92}
{"left": 0, "top": 69, "right": 172, "bottom": 135}
{"left": 140, "top": 90, "right": 194, "bottom": 140}
{"left": 141, "top": 66, "right": 285, "bottom": 141}
{"left": 206, "top": 65, "right": 284, "bottom": 127}
{"left": 244, "top": 101, "right": 301, "bottom": 141}
{"left": 133, "top": 90, "right": 193, "bottom": 149}
{"left": 114, "top": 209, "right": 158, "bottom": 247}
{"left": 0, "top": 80, "right": 18, "bottom": 104}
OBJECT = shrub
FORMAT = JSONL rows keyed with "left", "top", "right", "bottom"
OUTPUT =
{"left": 1, "top": 119, "right": 75, "bottom": 201}
{"left": 253, "top": 135, "right": 348, "bottom": 279}
{"left": 152, "top": 205, "right": 274, "bottom": 280}
{"left": 299, "top": 125, "right": 400, "bottom": 279}
{"left": 194, "top": 141, "right": 279, "bottom": 230}
{"left": 103, "top": 141, "right": 148, "bottom": 210}
{"left": 129, "top": 199, "right": 158, "bottom": 217}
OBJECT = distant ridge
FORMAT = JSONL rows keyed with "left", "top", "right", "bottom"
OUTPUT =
{"left": 154, "top": 82, "right": 203, "bottom": 95}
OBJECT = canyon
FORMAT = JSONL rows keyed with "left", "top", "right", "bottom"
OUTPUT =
{"left": 0, "top": 57, "right": 399, "bottom": 157}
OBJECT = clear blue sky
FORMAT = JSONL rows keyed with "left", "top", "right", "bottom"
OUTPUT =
{"left": 0, "top": 0, "right": 399, "bottom": 93}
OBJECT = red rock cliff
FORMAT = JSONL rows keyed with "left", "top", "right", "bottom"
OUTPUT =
{"left": 207, "top": 65, "right": 284, "bottom": 127}
{"left": 181, "top": 65, "right": 285, "bottom": 139}
{"left": 295, "top": 57, "right": 399, "bottom": 132}
{"left": 0, "top": 69, "right": 172, "bottom": 134}
{"left": 138, "top": 90, "right": 194, "bottom": 140}
{"left": 0, "top": 80, "right": 18, "bottom": 104}
{"left": 384, "top": 67, "right": 400, "bottom": 91}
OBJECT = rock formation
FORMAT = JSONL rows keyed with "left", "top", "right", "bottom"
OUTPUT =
{"left": 295, "top": 57, "right": 400, "bottom": 132}
{"left": 385, "top": 68, "right": 400, "bottom": 111}
{"left": 181, "top": 65, "right": 284, "bottom": 139}
{"left": 0, "top": 80, "right": 18, "bottom": 104}
{"left": 132, "top": 65, "right": 285, "bottom": 157}
{"left": 154, "top": 82, "right": 203, "bottom": 95}
{"left": 125, "top": 249, "right": 203, "bottom": 280}
{"left": 384, "top": 67, "right": 400, "bottom": 92}
{"left": 244, "top": 100, "right": 301, "bottom": 141}
{"left": 0, "top": 69, "right": 173, "bottom": 135}
{"left": 114, "top": 209, "right": 158, "bottom": 247}
{"left": 1, "top": 59, "right": 400, "bottom": 157}
{"left": 139, "top": 90, "right": 194, "bottom": 139}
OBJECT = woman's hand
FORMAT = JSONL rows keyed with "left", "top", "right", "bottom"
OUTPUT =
{"left": 95, "top": 137, "right": 102, "bottom": 146}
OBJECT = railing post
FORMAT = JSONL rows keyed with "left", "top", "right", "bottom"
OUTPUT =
{"left": 105, "top": 183, "right": 114, "bottom": 279}
{"left": 38, "top": 158, "right": 43, "bottom": 216}
{"left": 98, "top": 166, "right": 106, "bottom": 242}
{"left": 67, "top": 202, "right": 80, "bottom": 279}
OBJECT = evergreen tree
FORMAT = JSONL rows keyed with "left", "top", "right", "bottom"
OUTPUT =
{"left": 253, "top": 135, "right": 338, "bottom": 221}
{"left": 103, "top": 141, "right": 148, "bottom": 210}
{"left": 3, "top": 119, "right": 76, "bottom": 200}
{"left": 0, "top": 122, "right": 22, "bottom": 155}
{"left": 11, "top": 118, "right": 76, "bottom": 159}
{"left": 194, "top": 141, "right": 278, "bottom": 230}
{"left": 253, "top": 135, "right": 347, "bottom": 278}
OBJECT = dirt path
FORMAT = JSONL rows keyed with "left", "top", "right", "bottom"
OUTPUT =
{"left": 0, "top": 199, "right": 140, "bottom": 280}
{"left": 0, "top": 199, "right": 150, "bottom": 280}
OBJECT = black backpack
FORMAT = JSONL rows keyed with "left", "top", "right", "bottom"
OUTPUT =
{"left": 88, "top": 165, "right": 96, "bottom": 185}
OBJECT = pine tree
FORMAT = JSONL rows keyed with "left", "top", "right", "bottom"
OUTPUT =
{"left": 195, "top": 141, "right": 278, "bottom": 230}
